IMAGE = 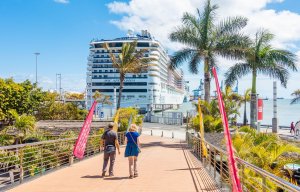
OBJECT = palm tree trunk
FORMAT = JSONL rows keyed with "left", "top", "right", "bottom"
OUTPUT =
{"left": 117, "top": 73, "right": 125, "bottom": 110}
{"left": 250, "top": 70, "right": 257, "bottom": 128}
{"left": 204, "top": 58, "right": 210, "bottom": 103}
{"left": 243, "top": 100, "right": 247, "bottom": 125}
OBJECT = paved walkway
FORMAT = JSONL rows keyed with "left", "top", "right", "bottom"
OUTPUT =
{"left": 8, "top": 136, "right": 220, "bottom": 192}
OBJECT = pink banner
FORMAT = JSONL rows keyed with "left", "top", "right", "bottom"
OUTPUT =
{"left": 73, "top": 101, "right": 97, "bottom": 159}
{"left": 257, "top": 98, "right": 263, "bottom": 121}
{"left": 212, "top": 67, "right": 242, "bottom": 192}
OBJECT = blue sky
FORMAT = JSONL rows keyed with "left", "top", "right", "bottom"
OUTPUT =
{"left": 1, "top": 0, "right": 300, "bottom": 98}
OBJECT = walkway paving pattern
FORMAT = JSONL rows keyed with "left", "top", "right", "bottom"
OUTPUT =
{"left": 8, "top": 136, "right": 220, "bottom": 192}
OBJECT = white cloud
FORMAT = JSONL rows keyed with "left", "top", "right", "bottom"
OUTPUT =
{"left": 107, "top": 0, "right": 300, "bottom": 96}
{"left": 107, "top": 0, "right": 300, "bottom": 51}
{"left": 54, "top": 0, "right": 69, "bottom": 4}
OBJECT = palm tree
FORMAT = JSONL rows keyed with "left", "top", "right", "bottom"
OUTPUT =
{"left": 105, "top": 41, "right": 154, "bottom": 109}
{"left": 225, "top": 29, "right": 297, "bottom": 128}
{"left": 242, "top": 88, "right": 251, "bottom": 125}
{"left": 291, "top": 89, "right": 300, "bottom": 104}
{"left": 169, "top": 0, "right": 250, "bottom": 102}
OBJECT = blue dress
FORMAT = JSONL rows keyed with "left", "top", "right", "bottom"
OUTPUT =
{"left": 125, "top": 131, "right": 140, "bottom": 157}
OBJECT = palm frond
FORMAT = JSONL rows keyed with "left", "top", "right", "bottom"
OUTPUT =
{"left": 291, "top": 89, "right": 300, "bottom": 104}
{"left": 214, "top": 33, "right": 250, "bottom": 60}
{"left": 224, "top": 63, "right": 251, "bottom": 86}
{"left": 170, "top": 48, "right": 197, "bottom": 70}
{"left": 188, "top": 52, "right": 202, "bottom": 74}
{"left": 267, "top": 49, "right": 297, "bottom": 71}
{"left": 199, "top": 0, "right": 218, "bottom": 48}
{"left": 255, "top": 29, "right": 274, "bottom": 55}
{"left": 258, "top": 65, "right": 289, "bottom": 87}
{"left": 216, "top": 16, "right": 248, "bottom": 36}
{"left": 169, "top": 26, "right": 201, "bottom": 48}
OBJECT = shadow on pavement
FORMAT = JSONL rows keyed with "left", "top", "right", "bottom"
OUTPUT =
{"left": 81, "top": 175, "right": 102, "bottom": 179}
{"left": 104, "top": 176, "right": 129, "bottom": 180}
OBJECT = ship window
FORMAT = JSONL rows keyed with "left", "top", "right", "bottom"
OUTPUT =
{"left": 137, "top": 42, "right": 149, "bottom": 47}
{"left": 99, "top": 70, "right": 102, "bottom": 72}
{"left": 133, "top": 75, "right": 136, "bottom": 78}
{"left": 110, "top": 70, "right": 113, "bottom": 72}
{"left": 105, "top": 70, "right": 108, "bottom": 72}
{"left": 101, "top": 50, "right": 104, "bottom": 53}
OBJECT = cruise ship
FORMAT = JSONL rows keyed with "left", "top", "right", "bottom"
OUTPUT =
{"left": 86, "top": 30, "right": 189, "bottom": 111}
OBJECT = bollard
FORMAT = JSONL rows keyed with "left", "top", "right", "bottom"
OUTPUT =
{"left": 161, "top": 131, "right": 164, "bottom": 137}
{"left": 172, "top": 132, "right": 174, "bottom": 138}
{"left": 151, "top": 130, "right": 153, "bottom": 136}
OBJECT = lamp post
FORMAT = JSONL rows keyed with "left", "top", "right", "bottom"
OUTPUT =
{"left": 34, "top": 52, "right": 40, "bottom": 85}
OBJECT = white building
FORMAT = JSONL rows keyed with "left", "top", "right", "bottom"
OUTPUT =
{"left": 86, "top": 30, "right": 189, "bottom": 110}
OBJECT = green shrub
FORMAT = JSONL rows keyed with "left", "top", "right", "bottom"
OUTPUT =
{"left": 115, "top": 107, "right": 142, "bottom": 132}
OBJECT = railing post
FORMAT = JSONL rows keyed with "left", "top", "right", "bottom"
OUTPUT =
{"left": 40, "top": 147, "right": 44, "bottom": 175}
{"left": 199, "top": 138, "right": 202, "bottom": 161}
{"left": 151, "top": 130, "right": 153, "bottom": 136}
{"left": 209, "top": 145, "right": 212, "bottom": 172}
{"left": 220, "top": 153, "right": 223, "bottom": 188}
{"left": 161, "top": 131, "right": 163, "bottom": 137}
{"left": 213, "top": 148, "right": 216, "bottom": 179}
{"left": 69, "top": 155, "right": 74, "bottom": 166}
{"left": 172, "top": 132, "right": 174, "bottom": 139}
{"left": 19, "top": 148, "right": 24, "bottom": 184}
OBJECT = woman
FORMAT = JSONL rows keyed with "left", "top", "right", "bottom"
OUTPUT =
{"left": 125, "top": 124, "right": 141, "bottom": 179}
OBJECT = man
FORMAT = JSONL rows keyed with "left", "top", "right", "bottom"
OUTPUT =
{"left": 101, "top": 122, "right": 120, "bottom": 177}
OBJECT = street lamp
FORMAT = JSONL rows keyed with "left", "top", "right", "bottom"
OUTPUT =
{"left": 34, "top": 52, "right": 40, "bottom": 85}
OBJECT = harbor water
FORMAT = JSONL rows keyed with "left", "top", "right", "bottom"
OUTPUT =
{"left": 166, "top": 99, "right": 300, "bottom": 126}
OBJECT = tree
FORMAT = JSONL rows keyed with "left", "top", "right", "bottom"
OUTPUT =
{"left": 241, "top": 88, "right": 251, "bottom": 125}
{"left": 93, "top": 91, "right": 112, "bottom": 105}
{"left": 291, "top": 89, "right": 300, "bottom": 104}
{"left": 65, "top": 92, "right": 85, "bottom": 100}
{"left": 0, "top": 78, "right": 44, "bottom": 123}
{"left": 105, "top": 41, "right": 154, "bottom": 109}
{"left": 225, "top": 29, "right": 297, "bottom": 128}
{"left": 169, "top": 0, "right": 249, "bottom": 103}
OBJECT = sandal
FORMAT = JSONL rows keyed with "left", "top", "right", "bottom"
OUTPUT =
{"left": 134, "top": 173, "right": 138, "bottom": 177}
{"left": 129, "top": 175, "right": 134, "bottom": 179}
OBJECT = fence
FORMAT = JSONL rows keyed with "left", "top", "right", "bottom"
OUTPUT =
{"left": 0, "top": 132, "right": 125, "bottom": 191}
{"left": 186, "top": 132, "right": 300, "bottom": 192}
{"left": 149, "top": 112, "right": 183, "bottom": 125}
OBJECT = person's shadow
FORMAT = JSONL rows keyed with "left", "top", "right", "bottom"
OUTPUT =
{"left": 81, "top": 175, "right": 129, "bottom": 180}
{"left": 104, "top": 177, "right": 129, "bottom": 180}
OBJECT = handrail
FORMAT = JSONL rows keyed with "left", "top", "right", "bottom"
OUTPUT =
{"left": 186, "top": 132, "right": 300, "bottom": 192}
{"left": 236, "top": 158, "right": 300, "bottom": 192}
{"left": 0, "top": 132, "right": 126, "bottom": 191}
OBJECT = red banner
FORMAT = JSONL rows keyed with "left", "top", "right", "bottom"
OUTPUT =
{"left": 257, "top": 98, "right": 263, "bottom": 121}
{"left": 73, "top": 101, "right": 97, "bottom": 159}
{"left": 212, "top": 67, "right": 242, "bottom": 192}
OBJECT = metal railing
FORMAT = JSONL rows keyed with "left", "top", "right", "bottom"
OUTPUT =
{"left": 0, "top": 132, "right": 125, "bottom": 191}
{"left": 186, "top": 132, "right": 300, "bottom": 192}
